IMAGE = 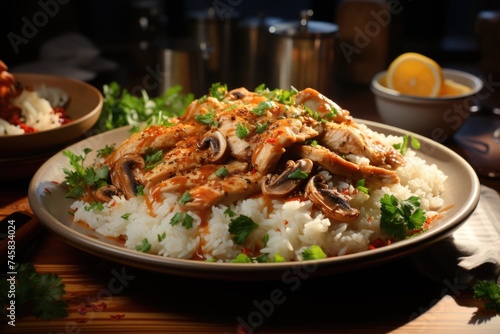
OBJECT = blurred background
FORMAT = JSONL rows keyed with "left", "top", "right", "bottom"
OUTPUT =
{"left": 1, "top": 0, "right": 499, "bottom": 99}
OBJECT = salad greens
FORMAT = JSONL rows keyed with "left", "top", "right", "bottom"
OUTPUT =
{"left": 95, "top": 82, "right": 193, "bottom": 133}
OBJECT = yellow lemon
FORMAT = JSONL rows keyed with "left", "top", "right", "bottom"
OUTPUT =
{"left": 386, "top": 52, "right": 443, "bottom": 97}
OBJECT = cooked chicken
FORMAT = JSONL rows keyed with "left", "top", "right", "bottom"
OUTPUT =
{"left": 320, "top": 122, "right": 405, "bottom": 169}
{"left": 101, "top": 85, "right": 408, "bottom": 222}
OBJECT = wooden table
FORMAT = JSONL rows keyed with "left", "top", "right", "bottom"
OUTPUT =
{"left": 1, "top": 85, "right": 500, "bottom": 334}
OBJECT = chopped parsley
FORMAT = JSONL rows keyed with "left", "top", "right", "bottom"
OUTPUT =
{"left": 287, "top": 169, "right": 309, "bottom": 180}
{"left": 121, "top": 213, "right": 132, "bottom": 220}
{"left": 209, "top": 83, "right": 228, "bottom": 101}
{"left": 157, "top": 232, "right": 166, "bottom": 242}
{"left": 302, "top": 245, "right": 327, "bottom": 260}
{"left": 178, "top": 191, "right": 193, "bottom": 205}
{"left": 228, "top": 214, "right": 258, "bottom": 245}
{"left": 255, "top": 84, "right": 298, "bottom": 105}
{"left": 136, "top": 184, "right": 145, "bottom": 196}
{"left": 135, "top": 238, "right": 151, "bottom": 252}
{"left": 145, "top": 149, "right": 163, "bottom": 170}
{"left": 224, "top": 208, "right": 237, "bottom": 217}
{"left": 393, "top": 134, "right": 421, "bottom": 155}
{"left": 195, "top": 110, "right": 218, "bottom": 127}
{"left": 255, "top": 121, "right": 269, "bottom": 134}
{"left": 235, "top": 122, "right": 249, "bottom": 139}
{"left": 252, "top": 101, "right": 275, "bottom": 116}
{"left": 231, "top": 253, "right": 252, "bottom": 263}
{"left": 96, "top": 144, "right": 115, "bottom": 157}
{"left": 84, "top": 201, "right": 104, "bottom": 212}
{"left": 355, "top": 179, "right": 369, "bottom": 194}
{"left": 170, "top": 212, "right": 194, "bottom": 229}
{"left": 214, "top": 166, "right": 229, "bottom": 178}
{"left": 380, "top": 194, "right": 426, "bottom": 240}
{"left": 262, "top": 233, "right": 270, "bottom": 247}
{"left": 473, "top": 281, "right": 500, "bottom": 313}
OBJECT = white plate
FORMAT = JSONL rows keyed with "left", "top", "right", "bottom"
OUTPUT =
{"left": 28, "top": 121, "right": 480, "bottom": 280}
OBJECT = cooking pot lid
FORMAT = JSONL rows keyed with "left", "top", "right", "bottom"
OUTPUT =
{"left": 240, "top": 16, "right": 284, "bottom": 28}
{"left": 269, "top": 20, "right": 338, "bottom": 37}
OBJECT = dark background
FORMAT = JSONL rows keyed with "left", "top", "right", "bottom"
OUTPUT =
{"left": 1, "top": 0, "right": 499, "bottom": 94}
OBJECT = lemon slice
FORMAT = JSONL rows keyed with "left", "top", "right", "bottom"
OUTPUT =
{"left": 386, "top": 52, "right": 443, "bottom": 97}
{"left": 439, "top": 79, "right": 471, "bottom": 96}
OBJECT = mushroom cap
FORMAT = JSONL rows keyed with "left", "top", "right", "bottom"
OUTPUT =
{"left": 305, "top": 175, "right": 359, "bottom": 222}
{"left": 197, "top": 129, "right": 230, "bottom": 164}
{"left": 261, "top": 158, "right": 313, "bottom": 197}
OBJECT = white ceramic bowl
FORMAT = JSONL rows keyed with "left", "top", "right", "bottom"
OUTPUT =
{"left": 370, "top": 69, "right": 483, "bottom": 141}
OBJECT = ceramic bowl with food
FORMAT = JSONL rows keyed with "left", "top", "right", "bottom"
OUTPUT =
{"left": 370, "top": 69, "right": 483, "bottom": 141}
{"left": 0, "top": 73, "right": 103, "bottom": 158}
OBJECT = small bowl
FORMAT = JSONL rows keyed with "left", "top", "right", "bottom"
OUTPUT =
{"left": 0, "top": 73, "right": 103, "bottom": 159}
{"left": 370, "top": 69, "right": 483, "bottom": 141}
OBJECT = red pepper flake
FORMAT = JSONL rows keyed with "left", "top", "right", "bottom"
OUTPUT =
{"left": 342, "top": 188, "right": 349, "bottom": 195}
{"left": 75, "top": 317, "right": 89, "bottom": 324}
{"left": 276, "top": 227, "right": 281, "bottom": 232}
{"left": 110, "top": 314, "right": 125, "bottom": 320}
{"left": 51, "top": 180, "right": 59, "bottom": 185}
{"left": 369, "top": 238, "right": 390, "bottom": 250}
{"left": 284, "top": 220, "right": 289, "bottom": 225}
{"left": 76, "top": 304, "right": 88, "bottom": 315}
{"left": 241, "top": 248, "right": 252, "bottom": 255}
{"left": 44, "top": 187, "right": 52, "bottom": 195}
{"left": 91, "top": 301, "right": 107, "bottom": 312}
{"left": 266, "top": 138, "right": 276, "bottom": 143}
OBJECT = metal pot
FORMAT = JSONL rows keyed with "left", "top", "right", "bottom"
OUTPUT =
{"left": 158, "top": 39, "right": 207, "bottom": 97}
{"left": 239, "top": 15, "right": 283, "bottom": 89}
{"left": 268, "top": 10, "right": 338, "bottom": 95}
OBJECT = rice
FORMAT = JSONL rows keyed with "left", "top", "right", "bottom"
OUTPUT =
{"left": 1, "top": 89, "right": 62, "bottom": 135}
{"left": 70, "top": 128, "right": 448, "bottom": 262}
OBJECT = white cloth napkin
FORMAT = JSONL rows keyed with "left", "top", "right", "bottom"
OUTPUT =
{"left": 412, "top": 185, "right": 500, "bottom": 284}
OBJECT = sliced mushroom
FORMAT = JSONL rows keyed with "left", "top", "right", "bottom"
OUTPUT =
{"left": 196, "top": 129, "right": 230, "bottom": 164}
{"left": 305, "top": 175, "right": 359, "bottom": 222}
{"left": 110, "top": 153, "right": 146, "bottom": 199}
{"left": 261, "top": 158, "right": 314, "bottom": 197}
{"left": 93, "top": 185, "right": 123, "bottom": 202}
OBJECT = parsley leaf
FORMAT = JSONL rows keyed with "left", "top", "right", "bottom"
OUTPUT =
{"left": 380, "top": 194, "right": 426, "bottom": 240}
{"left": 228, "top": 215, "right": 258, "bottom": 245}
{"left": 178, "top": 191, "right": 193, "bottom": 205}
{"left": 473, "top": 281, "right": 500, "bottom": 313}
{"left": 170, "top": 212, "right": 194, "bottom": 229}
{"left": 302, "top": 245, "right": 327, "bottom": 260}
{"left": 195, "top": 110, "right": 218, "bottom": 127}
{"left": 231, "top": 253, "right": 252, "bottom": 263}
{"left": 62, "top": 149, "right": 109, "bottom": 198}
{"left": 236, "top": 122, "right": 249, "bottom": 139}
{"left": 145, "top": 149, "right": 163, "bottom": 170}
{"left": 84, "top": 202, "right": 104, "bottom": 212}
{"left": 214, "top": 166, "right": 229, "bottom": 178}
{"left": 0, "top": 263, "right": 67, "bottom": 320}
{"left": 97, "top": 144, "right": 115, "bottom": 157}
{"left": 255, "top": 121, "right": 269, "bottom": 134}
{"left": 209, "top": 83, "right": 228, "bottom": 101}
{"left": 157, "top": 232, "right": 166, "bottom": 242}
{"left": 393, "top": 134, "right": 421, "bottom": 155}
{"left": 135, "top": 238, "right": 151, "bottom": 252}
{"left": 288, "top": 169, "right": 309, "bottom": 180}
{"left": 97, "top": 82, "right": 193, "bottom": 133}
{"left": 121, "top": 213, "right": 131, "bottom": 220}
{"left": 355, "top": 179, "right": 369, "bottom": 194}
{"left": 252, "top": 101, "right": 275, "bottom": 116}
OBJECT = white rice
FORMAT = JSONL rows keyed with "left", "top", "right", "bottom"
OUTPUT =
{"left": 1, "top": 89, "right": 61, "bottom": 135}
{"left": 71, "top": 128, "right": 448, "bottom": 262}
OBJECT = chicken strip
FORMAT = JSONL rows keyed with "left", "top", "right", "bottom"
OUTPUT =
{"left": 291, "top": 145, "right": 400, "bottom": 188}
